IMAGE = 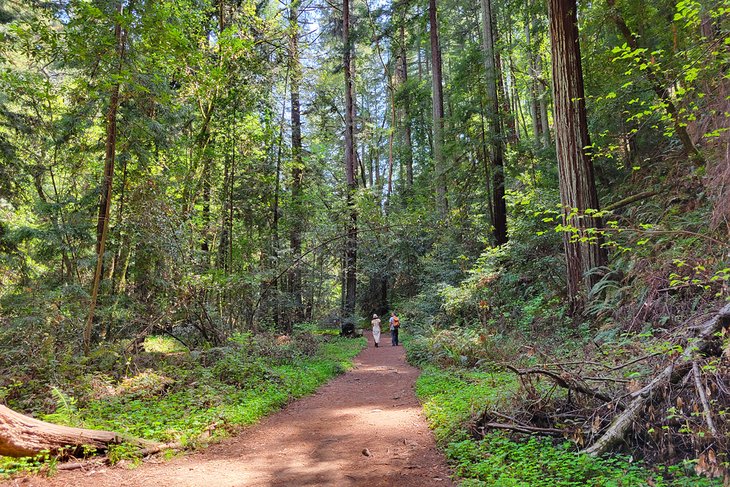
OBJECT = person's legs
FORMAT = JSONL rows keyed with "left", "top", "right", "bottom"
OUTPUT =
{"left": 394, "top": 328, "right": 399, "bottom": 346}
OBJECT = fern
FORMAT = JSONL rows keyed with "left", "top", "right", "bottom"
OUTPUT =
{"left": 44, "top": 387, "right": 81, "bottom": 427}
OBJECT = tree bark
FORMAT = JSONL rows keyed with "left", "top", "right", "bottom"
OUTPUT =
{"left": 429, "top": 0, "right": 447, "bottom": 217}
{"left": 343, "top": 0, "right": 358, "bottom": 316}
{"left": 539, "top": 58, "right": 551, "bottom": 147}
{"left": 84, "top": 1, "right": 126, "bottom": 354}
{"left": 0, "top": 405, "right": 156, "bottom": 458}
{"left": 548, "top": 0, "right": 606, "bottom": 311}
{"left": 480, "top": 0, "right": 508, "bottom": 245}
{"left": 289, "top": 0, "right": 304, "bottom": 328}
{"left": 399, "top": 23, "right": 414, "bottom": 190}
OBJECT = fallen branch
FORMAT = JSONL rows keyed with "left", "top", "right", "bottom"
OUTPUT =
{"left": 603, "top": 190, "right": 659, "bottom": 212}
{"left": 482, "top": 422, "right": 565, "bottom": 437}
{"left": 582, "top": 304, "right": 730, "bottom": 456}
{"left": 502, "top": 364, "right": 620, "bottom": 408}
{"left": 692, "top": 361, "right": 718, "bottom": 438}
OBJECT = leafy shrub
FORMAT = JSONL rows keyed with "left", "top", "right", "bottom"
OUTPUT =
{"left": 211, "top": 356, "right": 279, "bottom": 389}
{"left": 407, "top": 327, "right": 519, "bottom": 368}
{"left": 117, "top": 370, "right": 175, "bottom": 398}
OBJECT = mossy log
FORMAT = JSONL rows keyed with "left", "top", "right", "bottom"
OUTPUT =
{"left": 0, "top": 405, "right": 156, "bottom": 458}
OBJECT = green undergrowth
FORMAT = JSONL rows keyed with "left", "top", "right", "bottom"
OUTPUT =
{"left": 83, "top": 337, "right": 365, "bottom": 443}
{"left": 0, "top": 334, "right": 365, "bottom": 476}
{"left": 414, "top": 366, "right": 720, "bottom": 487}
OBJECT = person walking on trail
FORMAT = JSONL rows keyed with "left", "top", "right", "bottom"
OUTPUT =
{"left": 371, "top": 314, "right": 382, "bottom": 347}
{"left": 389, "top": 312, "right": 400, "bottom": 346}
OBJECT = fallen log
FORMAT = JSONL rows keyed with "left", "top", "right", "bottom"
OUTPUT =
{"left": 0, "top": 404, "right": 159, "bottom": 458}
{"left": 582, "top": 303, "right": 730, "bottom": 456}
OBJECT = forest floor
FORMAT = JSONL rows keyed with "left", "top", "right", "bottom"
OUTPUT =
{"left": 3, "top": 332, "right": 453, "bottom": 487}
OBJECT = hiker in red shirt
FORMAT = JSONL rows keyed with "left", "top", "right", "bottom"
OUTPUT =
{"left": 389, "top": 312, "right": 400, "bottom": 346}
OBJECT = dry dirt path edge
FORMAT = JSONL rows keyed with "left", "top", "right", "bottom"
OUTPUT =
{"left": 4, "top": 333, "right": 454, "bottom": 487}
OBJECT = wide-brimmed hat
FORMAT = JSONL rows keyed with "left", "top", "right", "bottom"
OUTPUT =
{"left": 373, "top": 314, "right": 378, "bottom": 318}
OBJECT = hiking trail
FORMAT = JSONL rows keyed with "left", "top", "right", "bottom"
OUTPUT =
{"left": 5, "top": 333, "right": 453, "bottom": 487}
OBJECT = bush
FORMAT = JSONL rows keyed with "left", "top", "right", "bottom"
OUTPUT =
{"left": 211, "top": 356, "right": 279, "bottom": 389}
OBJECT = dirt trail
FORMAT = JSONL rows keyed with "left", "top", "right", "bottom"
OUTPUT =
{"left": 6, "top": 334, "right": 453, "bottom": 487}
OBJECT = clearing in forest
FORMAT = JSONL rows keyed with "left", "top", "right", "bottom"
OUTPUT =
{"left": 5, "top": 333, "right": 452, "bottom": 487}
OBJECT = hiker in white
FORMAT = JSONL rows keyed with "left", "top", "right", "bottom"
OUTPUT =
{"left": 371, "top": 314, "right": 381, "bottom": 347}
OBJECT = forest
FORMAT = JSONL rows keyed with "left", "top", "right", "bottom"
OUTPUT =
{"left": 0, "top": 0, "right": 729, "bottom": 484}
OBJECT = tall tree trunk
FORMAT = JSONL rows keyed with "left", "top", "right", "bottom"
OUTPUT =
{"left": 548, "top": 0, "right": 607, "bottom": 312}
{"left": 84, "top": 1, "right": 126, "bottom": 354}
{"left": 343, "top": 0, "right": 358, "bottom": 316}
{"left": 272, "top": 69, "right": 290, "bottom": 330}
{"left": 365, "top": 0, "right": 396, "bottom": 205}
{"left": 110, "top": 151, "right": 129, "bottom": 293}
{"left": 605, "top": 0, "right": 701, "bottom": 162}
{"left": 399, "top": 23, "right": 414, "bottom": 190}
{"left": 480, "top": 0, "right": 508, "bottom": 245}
{"left": 201, "top": 157, "right": 211, "bottom": 259}
{"left": 539, "top": 69, "right": 551, "bottom": 148}
{"left": 217, "top": 133, "right": 232, "bottom": 272}
{"left": 499, "top": 9, "right": 519, "bottom": 144}
{"left": 429, "top": 0, "right": 447, "bottom": 216}
{"left": 526, "top": 6, "right": 543, "bottom": 144}
{"left": 288, "top": 0, "right": 304, "bottom": 328}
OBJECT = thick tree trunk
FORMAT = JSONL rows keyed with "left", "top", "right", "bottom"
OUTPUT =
{"left": 289, "top": 0, "right": 304, "bottom": 327}
{"left": 0, "top": 405, "right": 138, "bottom": 458}
{"left": 548, "top": 0, "right": 606, "bottom": 311}
{"left": 429, "top": 0, "right": 447, "bottom": 217}
{"left": 343, "top": 0, "right": 358, "bottom": 316}
{"left": 84, "top": 2, "right": 126, "bottom": 354}
{"left": 480, "top": 0, "right": 508, "bottom": 245}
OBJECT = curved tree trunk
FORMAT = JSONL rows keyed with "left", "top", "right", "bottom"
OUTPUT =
{"left": 0, "top": 405, "right": 137, "bottom": 458}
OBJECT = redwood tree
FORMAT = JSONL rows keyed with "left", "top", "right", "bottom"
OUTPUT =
{"left": 288, "top": 0, "right": 304, "bottom": 327}
{"left": 479, "top": 0, "right": 507, "bottom": 245}
{"left": 547, "top": 0, "right": 606, "bottom": 310}
{"left": 429, "top": 0, "right": 447, "bottom": 216}
{"left": 343, "top": 0, "right": 358, "bottom": 316}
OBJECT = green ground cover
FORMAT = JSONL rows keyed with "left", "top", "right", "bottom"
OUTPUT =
{"left": 0, "top": 334, "right": 365, "bottom": 475}
{"left": 414, "top": 366, "right": 720, "bottom": 487}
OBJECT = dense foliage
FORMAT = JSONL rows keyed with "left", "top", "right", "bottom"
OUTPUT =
{"left": 1, "top": 0, "right": 729, "bottom": 482}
